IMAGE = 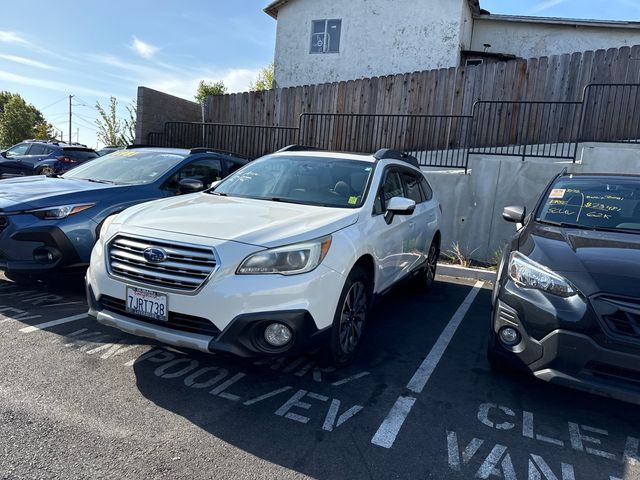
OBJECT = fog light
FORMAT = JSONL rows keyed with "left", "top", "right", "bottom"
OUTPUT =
{"left": 264, "top": 323, "right": 292, "bottom": 347}
{"left": 499, "top": 327, "right": 521, "bottom": 346}
{"left": 33, "top": 248, "right": 58, "bottom": 264}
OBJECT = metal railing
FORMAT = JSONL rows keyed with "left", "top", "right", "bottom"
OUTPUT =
{"left": 579, "top": 84, "right": 640, "bottom": 144}
{"left": 468, "top": 101, "right": 583, "bottom": 160}
{"left": 147, "top": 83, "right": 640, "bottom": 172}
{"left": 298, "top": 113, "right": 471, "bottom": 169}
{"left": 148, "top": 122, "right": 299, "bottom": 159}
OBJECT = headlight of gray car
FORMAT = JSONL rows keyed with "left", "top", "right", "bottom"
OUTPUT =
{"left": 508, "top": 251, "right": 576, "bottom": 297}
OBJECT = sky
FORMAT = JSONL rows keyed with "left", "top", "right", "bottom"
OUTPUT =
{"left": 0, "top": 0, "right": 639, "bottom": 148}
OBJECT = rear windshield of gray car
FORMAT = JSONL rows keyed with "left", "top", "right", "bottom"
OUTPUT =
{"left": 537, "top": 177, "right": 640, "bottom": 232}
{"left": 62, "top": 150, "right": 186, "bottom": 185}
{"left": 212, "top": 155, "right": 374, "bottom": 208}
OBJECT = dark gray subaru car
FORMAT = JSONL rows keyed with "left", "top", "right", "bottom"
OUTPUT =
{"left": 490, "top": 173, "right": 640, "bottom": 404}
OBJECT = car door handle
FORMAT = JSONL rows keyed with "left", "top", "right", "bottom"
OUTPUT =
{"left": 408, "top": 221, "right": 416, "bottom": 228}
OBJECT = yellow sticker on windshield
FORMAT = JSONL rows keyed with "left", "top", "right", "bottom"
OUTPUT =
{"left": 110, "top": 150, "right": 138, "bottom": 157}
{"left": 348, "top": 196, "right": 358, "bottom": 205}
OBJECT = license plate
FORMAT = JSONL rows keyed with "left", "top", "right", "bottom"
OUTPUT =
{"left": 126, "top": 287, "right": 168, "bottom": 322}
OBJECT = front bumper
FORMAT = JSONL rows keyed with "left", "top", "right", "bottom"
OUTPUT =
{"left": 86, "top": 282, "right": 331, "bottom": 358}
{"left": 86, "top": 230, "right": 346, "bottom": 357}
{"left": 0, "top": 213, "right": 96, "bottom": 274}
{"left": 491, "top": 280, "right": 640, "bottom": 404}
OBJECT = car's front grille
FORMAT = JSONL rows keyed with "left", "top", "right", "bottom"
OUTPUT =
{"left": 99, "top": 295, "right": 221, "bottom": 337}
{"left": 107, "top": 235, "right": 218, "bottom": 292}
{"left": 592, "top": 295, "right": 640, "bottom": 343}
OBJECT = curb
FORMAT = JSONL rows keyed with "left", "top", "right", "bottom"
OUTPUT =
{"left": 437, "top": 263, "right": 496, "bottom": 282}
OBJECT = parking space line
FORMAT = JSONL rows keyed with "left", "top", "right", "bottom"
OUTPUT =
{"left": 371, "top": 281, "right": 484, "bottom": 449}
{"left": 406, "top": 281, "right": 484, "bottom": 393}
{"left": 371, "top": 396, "right": 417, "bottom": 448}
{"left": 19, "top": 314, "right": 88, "bottom": 333}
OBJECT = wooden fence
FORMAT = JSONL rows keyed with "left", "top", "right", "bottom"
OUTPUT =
{"left": 206, "top": 45, "right": 640, "bottom": 127}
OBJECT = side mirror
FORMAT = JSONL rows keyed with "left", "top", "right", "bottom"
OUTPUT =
{"left": 385, "top": 196, "right": 416, "bottom": 224}
{"left": 503, "top": 206, "right": 526, "bottom": 223}
{"left": 178, "top": 178, "right": 204, "bottom": 194}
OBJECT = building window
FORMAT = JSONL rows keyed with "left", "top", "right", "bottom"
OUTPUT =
{"left": 465, "top": 59, "right": 484, "bottom": 67}
{"left": 310, "top": 19, "right": 341, "bottom": 54}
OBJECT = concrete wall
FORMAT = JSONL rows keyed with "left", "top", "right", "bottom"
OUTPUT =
{"left": 273, "top": 0, "right": 467, "bottom": 88}
{"left": 472, "top": 17, "right": 640, "bottom": 60}
{"left": 425, "top": 143, "right": 640, "bottom": 263}
{"left": 136, "top": 87, "right": 202, "bottom": 144}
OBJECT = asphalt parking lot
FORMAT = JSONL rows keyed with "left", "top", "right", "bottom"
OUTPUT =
{"left": 0, "top": 274, "right": 639, "bottom": 480}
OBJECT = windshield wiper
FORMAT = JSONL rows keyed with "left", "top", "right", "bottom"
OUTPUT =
{"left": 86, "top": 179, "right": 115, "bottom": 184}
{"left": 536, "top": 219, "right": 595, "bottom": 230}
{"left": 209, "top": 191, "right": 227, "bottom": 196}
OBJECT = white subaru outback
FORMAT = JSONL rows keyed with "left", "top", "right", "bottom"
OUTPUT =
{"left": 86, "top": 147, "right": 441, "bottom": 366}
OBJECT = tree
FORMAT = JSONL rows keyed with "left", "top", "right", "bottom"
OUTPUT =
{"left": 250, "top": 63, "right": 274, "bottom": 92}
{"left": 95, "top": 97, "right": 136, "bottom": 146}
{"left": 33, "top": 121, "right": 55, "bottom": 140}
{"left": 194, "top": 80, "right": 227, "bottom": 105}
{"left": 0, "top": 93, "right": 44, "bottom": 146}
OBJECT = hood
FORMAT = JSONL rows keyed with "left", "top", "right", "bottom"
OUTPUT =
{"left": 520, "top": 222, "right": 640, "bottom": 297}
{"left": 115, "top": 193, "right": 360, "bottom": 247}
{"left": 0, "top": 176, "right": 126, "bottom": 212}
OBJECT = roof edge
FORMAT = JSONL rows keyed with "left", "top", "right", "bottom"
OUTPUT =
{"left": 475, "top": 13, "right": 640, "bottom": 29}
{"left": 265, "top": 0, "right": 483, "bottom": 19}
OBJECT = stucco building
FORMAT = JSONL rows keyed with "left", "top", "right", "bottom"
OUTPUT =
{"left": 265, "top": 0, "right": 640, "bottom": 88}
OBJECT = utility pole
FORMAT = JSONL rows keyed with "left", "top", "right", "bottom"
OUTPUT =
{"left": 68, "top": 95, "right": 74, "bottom": 145}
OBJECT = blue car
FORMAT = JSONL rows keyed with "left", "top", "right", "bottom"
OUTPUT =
{"left": 0, "top": 140, "right": 99, "bottom": 177}
{"left": 0, "top": 147, "right": 248, "bottom": 284}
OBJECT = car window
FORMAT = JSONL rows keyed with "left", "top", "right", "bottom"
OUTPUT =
{"left": 27, "top": 144, "right": 47, "bottom": 155}
{"left": 62, "top": 150, "right": 187, "bottom": 185}
{"left": 419, "top": 176, "right": 433, "bottom": 201}
{"left": 401, "top": 171, "right": 423, "bottom": 204}
{"left": 373, "top": 169, "right": 403, "bottom": 215}
{"left": 164, "top": 158, "right": 223, "bottom": 192}
{"left": 5, "top": 144, "right": 29, "bottom": 157}
{"left": 537, "top": 177, "right": 640, "bottom": 232}
{"left": 213, "top": 155, "right": 374, "bottom": 209}
{"left": 64, "top": 149, "right": 99, "bottom": 162}
{"left": 225, "top": 160, "right": 244, "bottom": 175}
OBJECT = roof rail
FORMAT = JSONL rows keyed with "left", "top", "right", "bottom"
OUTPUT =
{"left": 373, "top": 149, "right": 419, "bottom": 168}
{"left": 189, "top": 147, "right": 251, "bottom": 159}
{"left": 275, "top": 144, "right": 321, "bottom": 153}
{"left": 125, "top": 144, "right": 157, "bottom": 149}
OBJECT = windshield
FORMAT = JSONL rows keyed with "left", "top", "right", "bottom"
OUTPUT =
{"left": 537, "top": 177, "right": 640, "bottom": 232}
{"left": 213, "top": 155, "right": 374, "bottom": 208}
{"left": 62, "top": 150, "right": 186, "bottom": 185}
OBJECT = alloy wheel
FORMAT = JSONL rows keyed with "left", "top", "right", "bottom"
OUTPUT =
{"left": 338, "top": 281, "right": 367, "bottom": 355}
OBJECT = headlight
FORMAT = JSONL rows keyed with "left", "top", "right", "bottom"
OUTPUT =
{"left": 27, "top": 203, "right": 94, "bottom": 220}
{"left": 237, "top": 236, "right": 332, "bottom": 275}
{"left": 99, "top": 214, "right": 118, "bottom": 240}
{"left": 508, "top": 251, "right": 576, "bottom": 297}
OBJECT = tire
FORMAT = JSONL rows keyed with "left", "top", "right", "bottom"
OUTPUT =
{"left": 413, "top": 238, "right": 440, "bottom": 292}
{"left": 327, "top": 266, "right": 371, "bottom": 367}
{"left": 37, "top": 165, "right": 55, "bottom": 177}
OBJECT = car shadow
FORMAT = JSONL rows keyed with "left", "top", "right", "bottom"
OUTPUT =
{"left": 129, "top": 278, "right": 480, "bottom": 479}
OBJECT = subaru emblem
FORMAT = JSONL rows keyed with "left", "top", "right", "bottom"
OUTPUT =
{"left": 143, "top": 247, "right": 167, "bottom": 263}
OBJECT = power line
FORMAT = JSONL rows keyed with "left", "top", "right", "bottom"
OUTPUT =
{"left": 72, "top": 114, "right": 97, "bottom": 131}
{"left": 39, "top": 96, "right": 68, "bottom": 111}
{"left": 73, "top": 111, "right": 97, "bottom": 125}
